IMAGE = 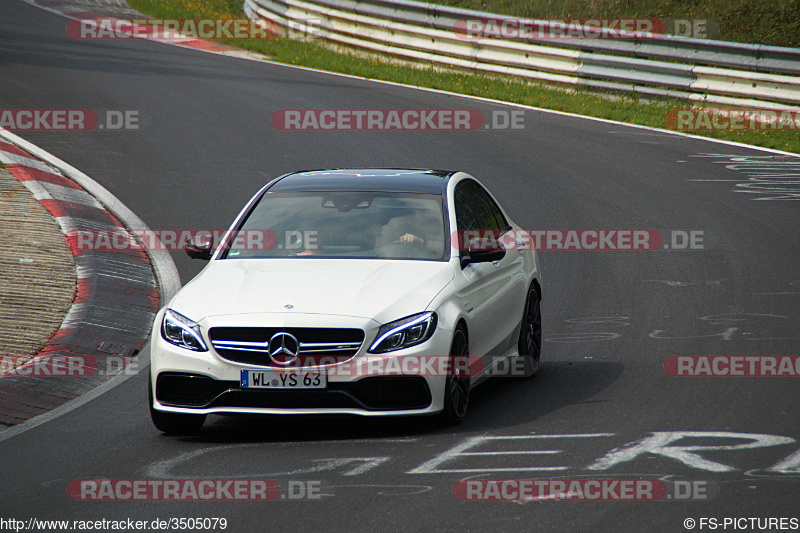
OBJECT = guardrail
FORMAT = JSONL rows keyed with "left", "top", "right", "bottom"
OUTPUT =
{"left": 244, "top": 0, "right": 800, "bottom": 111}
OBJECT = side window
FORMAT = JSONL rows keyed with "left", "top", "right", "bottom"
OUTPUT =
{"left": 480, "top": 185, "right": 508, "bottom": 231}
{"left": 455, "top": 181, "right": 480, "bottom": 231}
{"left": 454, "top": 179, "right": 508, "bottom": 231}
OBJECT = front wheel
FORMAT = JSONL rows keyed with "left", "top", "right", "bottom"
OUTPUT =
{"left": 517, "top": 283, "right": 542, "bottom": 378}
{"left": 440, "top": 326, "right": 470, "bottom": 425}
{"left": 149, "top": 375, "right": 206, "bottom": 435}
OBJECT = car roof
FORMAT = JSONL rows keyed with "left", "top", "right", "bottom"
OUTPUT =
{"left": 268, "top": 168, "right": 453, "bottom": 194}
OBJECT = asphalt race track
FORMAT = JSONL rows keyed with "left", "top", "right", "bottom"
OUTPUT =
{"left": 1, "top": 1, "right": 799, "bottom": 530}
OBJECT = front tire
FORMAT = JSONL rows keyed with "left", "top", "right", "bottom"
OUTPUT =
{"left": 149, "top": 375, "right": 206, "bottom": 435}
{"left": 517, "top": 283, "right": 542, "bottom": 378}
{"left": 440, "top": 326, "right": 470, "bottom": 425}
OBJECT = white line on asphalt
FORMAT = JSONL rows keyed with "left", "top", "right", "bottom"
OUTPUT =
{"left": 0, "top": 339, "right": 151, "bottom": 444}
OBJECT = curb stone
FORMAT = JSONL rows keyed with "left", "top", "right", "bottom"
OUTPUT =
{"left": 0, "top": 138, "right": 159, "bottom": 429}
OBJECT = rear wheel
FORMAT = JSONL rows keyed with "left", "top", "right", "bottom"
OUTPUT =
{"left": 440, "top": 326, "right": 470, "bottom": 425}
{"left": 149, "top": 375, "right": 206, "bottom": 435}
{"left": 517, "top": 283, "right": 542, "bottom": 378}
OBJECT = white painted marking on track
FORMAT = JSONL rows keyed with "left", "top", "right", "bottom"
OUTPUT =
{"left": 687, "top": 153, "right": 800, "bottom": 199}
{"left": 769, "top": 448, "right": 800, "bottom": 473}
{"left": 0, "top": 338, "right": 153, "bottom": 444}
{"left": 700, "top": 313, "right": 788, "bottom": 323}
{"left": 587, "top": 432, "right": 796, "bottom": 473}
{"left": 145, "top": 444, "right": 391, "bottom": 477}
{"left": 407, "top": 434, "right": 615, "bottom": 474}
{"left": 648, "top": 327, "right": 738, "bottom": 340}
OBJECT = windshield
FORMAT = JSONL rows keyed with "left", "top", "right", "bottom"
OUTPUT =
{"left": 223, "top": 191, "right": 446, "bottom": 261}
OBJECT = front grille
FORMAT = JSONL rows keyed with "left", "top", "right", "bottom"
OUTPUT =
{"left": 209, "top": 327, "right": 364, "bottom": 368}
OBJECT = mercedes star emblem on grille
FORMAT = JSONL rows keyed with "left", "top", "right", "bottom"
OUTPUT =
{"left": 268, "top": 332, "right": 299, "bottom": 365}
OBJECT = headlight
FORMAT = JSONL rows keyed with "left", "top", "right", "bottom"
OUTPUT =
{"left": 161, "top": 309, "right": 208, "bottom": 351}
{"left": 369, "top": 312, "right": 437, "bottom": 353}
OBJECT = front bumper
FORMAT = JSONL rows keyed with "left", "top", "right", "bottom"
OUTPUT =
{"left": 149, "top": 309, "right": 454, "bottom": 417}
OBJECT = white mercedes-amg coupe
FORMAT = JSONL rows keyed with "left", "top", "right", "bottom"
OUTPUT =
{"left": 149, "top": 169, "right": 541, "bottom": 433}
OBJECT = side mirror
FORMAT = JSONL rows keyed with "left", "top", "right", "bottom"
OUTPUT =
{"left": 460, "top": 239, "right": 505, "bottom": 268}
{"left": 184, "top": 235, "right": 213, "bottom": 260}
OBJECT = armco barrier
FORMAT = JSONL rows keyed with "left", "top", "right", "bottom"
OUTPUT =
{"left": 244, "top": 0, "right": 800, "bottom": 111}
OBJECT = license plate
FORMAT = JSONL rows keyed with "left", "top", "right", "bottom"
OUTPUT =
{"left": 240, "top": 369, "right": 327, "bottom": 389}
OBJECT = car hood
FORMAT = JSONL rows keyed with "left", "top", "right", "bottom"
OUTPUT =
{"left": 169, "top": 259, "right": 455, "bottom": 323}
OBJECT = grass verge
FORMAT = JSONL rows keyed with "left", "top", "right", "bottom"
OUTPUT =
{"left": 127, "top": 0, "right": 800, "bottom": 154}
